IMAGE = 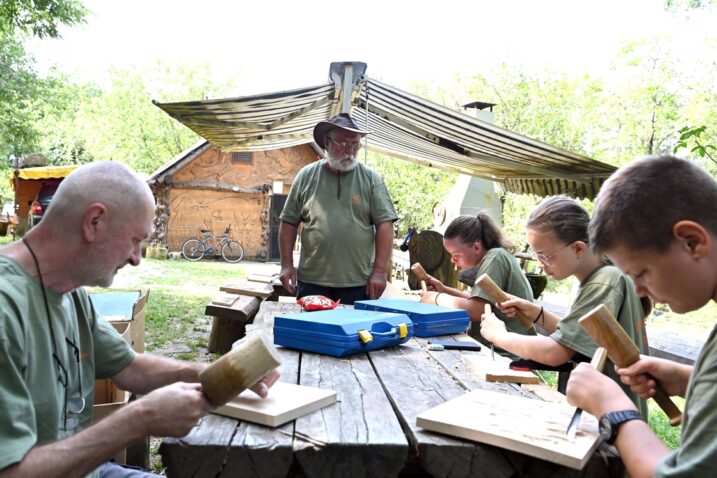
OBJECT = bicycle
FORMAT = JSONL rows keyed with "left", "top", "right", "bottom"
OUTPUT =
{"left": 181, "top": 226, "right": 245, "bottom": 263}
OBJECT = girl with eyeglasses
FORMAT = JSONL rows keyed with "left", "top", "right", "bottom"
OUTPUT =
{"left": 481, "top": 196, "right": 650, "bottom": 416}
{"left": 420, "top": 211, "right": 537, "bottom": 352}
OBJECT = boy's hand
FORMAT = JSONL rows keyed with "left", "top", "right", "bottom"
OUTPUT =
{"left": 567, "top": 363, "right": 636, "bottom": 417}
{"left": 616, "top": 355, "right": 691, "bottom": 399}
{"left": 426, "top": 275, "right": 446, "bottom": 293}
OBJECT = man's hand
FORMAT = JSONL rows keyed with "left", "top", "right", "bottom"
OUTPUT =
{"left": 248, "top": 369, "right": 281, "bottom": 398}
{"left": 136, "top": 382, "right": 212, "bottom": 438}
{"left": 567, "top": 363, "right": 636, "bottom": 417}
{"left": 367, "top": 270, "right": 387, "bottom": 299}
{"left": 279, "top": 265, "right": 297, "bottom": 295}
{"left": 479, "top": 310, "right": 508, "bottom": 343}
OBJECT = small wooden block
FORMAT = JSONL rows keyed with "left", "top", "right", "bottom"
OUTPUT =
{"left": 416, "top": 388, "right": 600, "bottom": 470}
{"left": 220, "top": 282, "right": 273, "bottom": 299}
{"left": 212, "top": 382, "right": 338, "bottom": 427}
{"left": 212, "top": 292, "right": 240, "bottom": 307}
{"left": 277, "top": 295, "right": 298, "bottom": 304}
{"left": 463, "top": 354, "right": 541, "bottom": 385}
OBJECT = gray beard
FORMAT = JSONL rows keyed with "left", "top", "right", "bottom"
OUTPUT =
{"left": 325, "top": 151, "right": 358, "bottom": 172}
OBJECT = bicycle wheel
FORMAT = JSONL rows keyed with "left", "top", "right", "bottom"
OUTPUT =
{"left": 181, "top": 239, "right": 205, "bottom": 261}
{"left": 221, "top": 240, "right": 244, "bottom": 263}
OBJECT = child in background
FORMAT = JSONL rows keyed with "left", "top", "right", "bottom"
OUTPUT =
{"left": 420, "top": 212, "right": 536, "bottom": 349}
{"left": 481, "top": 196, "right": 650, "bottom": 417}
{"left": 567, "top": 156, "right": 717, "bottom": 477}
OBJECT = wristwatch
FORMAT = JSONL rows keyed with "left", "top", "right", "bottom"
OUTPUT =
{"left": 598, "top": 410, "right": 643, "bottom": 445}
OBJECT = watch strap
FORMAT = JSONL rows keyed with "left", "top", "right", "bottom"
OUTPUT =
{"left": 601, "top": 410, "right": 643, "bottom": 444}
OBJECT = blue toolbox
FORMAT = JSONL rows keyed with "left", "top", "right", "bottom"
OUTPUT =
{"left": 273, "top": 309, "right": 414, "bottom": 357}
{"left": 354, "top": 299, "right": 470, "bottom": 337}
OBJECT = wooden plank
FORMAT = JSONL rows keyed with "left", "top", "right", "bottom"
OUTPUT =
{"left": 648, "top": 328, "right": 703, "bottom": 365}
{"left": 462, "top": 353, "right": 541, "bottom": 385}
{"left": 213, "top": 382, "right": 337, "bottom": 427}
{"left": 416, "top": 389, "right": 601, "bottom": 470}
{"left": 220, "top": 281, "right": 273, "bottom": 299}
{"left": 247, "top": 274, "right": 280, "bottom": 285}
{"left": 293, "top": 351, "right": 410, "bottom": 478}
{"left": 368, "top": 336, "right": 517, "bottom": 478}
{"left": 161, "top": 346, "right": 300, "bottom": 478}
{"left": 211, "top": 292, "right": 239, "bottom": 307}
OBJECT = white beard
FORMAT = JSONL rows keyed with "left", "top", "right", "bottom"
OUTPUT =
{"left": 325, "top": 150, "right": 358, "bottom": 172}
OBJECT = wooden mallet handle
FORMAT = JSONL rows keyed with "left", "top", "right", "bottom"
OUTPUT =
{"left": 579, "top": 304, "right": 682, "bottom": 425}
{"left": 475, "top": 273, "right": 534, "bottom": 329}
{"left": 411, "top": 263, "right": 430, "bottom": 283}
{"left": 199, "top": 333, "right": 282, "bottom": 406}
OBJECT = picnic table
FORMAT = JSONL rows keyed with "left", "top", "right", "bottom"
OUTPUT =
{"left": 160, "top": 301, "right": 623, "bottom": 478}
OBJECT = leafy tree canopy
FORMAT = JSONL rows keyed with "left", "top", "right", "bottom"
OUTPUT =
{"left": 0, "top": 0, "right": 87, "bottom": 39}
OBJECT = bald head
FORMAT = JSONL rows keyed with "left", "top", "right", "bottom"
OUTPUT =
{"left": 43, "top": 161, "right": 154, "bottom": 232}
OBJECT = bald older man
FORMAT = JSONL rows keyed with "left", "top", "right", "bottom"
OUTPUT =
{"left": 0, "top": 162, "right": 277, "bottom": 478}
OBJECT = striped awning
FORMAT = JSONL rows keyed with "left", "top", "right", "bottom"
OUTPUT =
{"left": 154, "top": 75, "right": 616, "bottom": 200}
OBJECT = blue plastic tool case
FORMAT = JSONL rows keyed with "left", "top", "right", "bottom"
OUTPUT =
{"left": 273, "top": 309, "right": 414, "bottom": 357}
{"left": 354, "top": 299, "right": 470, "bottom": 337}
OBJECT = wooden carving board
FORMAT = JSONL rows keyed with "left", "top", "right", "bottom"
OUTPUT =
{"left": 211, "top": 292, "right": 240, "bottom": 307}
{"left": 463, "top": 353, "right": 541, "bottom": 384}
{"left": 220, "top": 281, "right": 273, "bottom": 299}
{"left": 416, "top": 389, "right": 600, "bottom": 470}
{"left": 212, "top": 382, "right": 338, "bottom": 427}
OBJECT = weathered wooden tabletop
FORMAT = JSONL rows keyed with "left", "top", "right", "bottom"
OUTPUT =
{"left": 160, "top": 301, "right": 623, "bottom": 478}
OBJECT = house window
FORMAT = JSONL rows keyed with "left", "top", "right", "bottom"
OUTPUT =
{"left": 232, "top": 152, "right": 253, "bottom": 164}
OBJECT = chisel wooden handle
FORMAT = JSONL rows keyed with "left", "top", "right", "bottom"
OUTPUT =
{"left": 579, "top": 304, "right": 682, "bottom": 425}
{"left": 199, "top": 333, "right": 282, "bottom": 406}
{"left": 411, "top": 263, "right": 430, "bottom": 283}
{"left": 591, "top": 346, "right": 608, "bottom": 372}
{"left": 475, "top": 273, "right": 534, "bottom": 329}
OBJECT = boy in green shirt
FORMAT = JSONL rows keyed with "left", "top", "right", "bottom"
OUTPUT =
{"left": 567, "top": 155, "right": 717, "bottom": 477}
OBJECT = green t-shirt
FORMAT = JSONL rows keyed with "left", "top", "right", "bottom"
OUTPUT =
{"left": 280, "top": 160, "right": 398, "bottom": 287}
{"left": 0, "top": 256, "right": 135, "bottom": 477}
{"left": 655, "top": 324, "right": 717, "bottom": 477}
{"left": 469, "top": 247, "right": 537, "bottom": 345}
{"left": 551, "top": 265, "right": 649, "bottom": 418}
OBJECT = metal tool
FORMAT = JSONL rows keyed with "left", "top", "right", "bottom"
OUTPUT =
{"left": 483, "top": 303, "right": 495, "bottom": 361}
{"left": 565, "top": 347, "right": 607, "bottom": 438}
{"left": 579, "top": 304, "right": 682, "bottom": 426}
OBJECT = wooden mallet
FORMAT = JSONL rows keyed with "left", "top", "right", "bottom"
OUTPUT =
{"left": 199, "top": 333, "right": 282, "bottom": 406}
{"left": 579, "top": 304, "right": 682, "bottom": 425}
{"left": 475, "top": 273, "right": 534, "bottom": 329}
{"left": 411, "top": 262, "right": 430, "bottom": 292}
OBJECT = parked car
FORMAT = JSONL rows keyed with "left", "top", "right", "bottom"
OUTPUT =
{"left": 30, "top": 180, "right": 61, "bottom": 227}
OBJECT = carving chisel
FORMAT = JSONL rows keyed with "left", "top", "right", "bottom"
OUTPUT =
{"left": 565, "top": 347, "right": 607, "bottom": 438}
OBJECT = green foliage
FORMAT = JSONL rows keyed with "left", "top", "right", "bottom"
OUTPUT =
{"left": 71, "top": 62, "right": 241, "bottom": 173}
{"left": 364, "top": 151, "right": 456, "bottom": 236}
{"left": 0, "top": 0, "right": 87, "bottom": 39}
{"left": 674, "top": 125, "right": 716, "bottom": 168}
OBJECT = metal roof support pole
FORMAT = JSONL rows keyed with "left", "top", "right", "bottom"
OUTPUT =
{"left": 340, "top": 63, "right": 353, "bottom": 114}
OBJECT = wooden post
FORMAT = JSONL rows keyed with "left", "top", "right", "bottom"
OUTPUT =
{"left": 579, "top": 304, "right": 682, "bottom": 425}
{"left": 200, "top": 334, "right": 282, "bottom": 406}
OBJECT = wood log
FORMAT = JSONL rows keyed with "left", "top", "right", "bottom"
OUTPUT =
{"left": 200, "top": 334, "right": 282, "bottom": 406}
{"left": 476, "top": 273, "right": 534, "bottom": 329}
{"left": 579, "top": 304, "right": 682, "bottom": 425}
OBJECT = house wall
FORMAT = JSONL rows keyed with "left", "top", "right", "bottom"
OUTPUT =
{"left": 163, "top": 144, "right": 317, "bottom": 259}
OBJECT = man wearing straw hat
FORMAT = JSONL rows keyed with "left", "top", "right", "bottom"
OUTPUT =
{"left": 279, "top": 113, "right": 398, "bottom": 304}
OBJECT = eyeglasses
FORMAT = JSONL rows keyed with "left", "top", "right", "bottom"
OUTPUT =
{"left": 327, "top": 137, "right": 362, "bottom": 151}
{"left": 534, "top": 243, "right": 572, "bottom": 265}
{"left": 54, "top": 337, "right": 85, "bottom": 431}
